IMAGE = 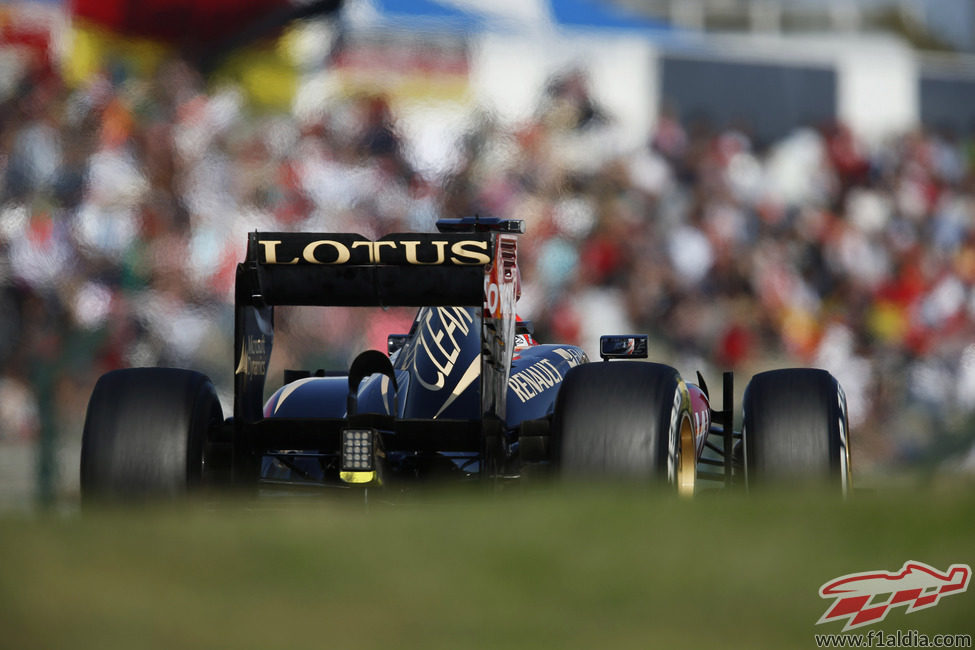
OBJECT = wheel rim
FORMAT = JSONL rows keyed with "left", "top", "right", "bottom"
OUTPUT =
{"left": 677, "top": 413, "right": 695, "bottom": 497}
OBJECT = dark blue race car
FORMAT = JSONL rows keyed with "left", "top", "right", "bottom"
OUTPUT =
{"left": 80, "top": 217, "right": 852, "bottom": 499}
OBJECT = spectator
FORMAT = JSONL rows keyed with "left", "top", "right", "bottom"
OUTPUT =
{"left": 3, "top": 37, "right": 975, "bottom": 487}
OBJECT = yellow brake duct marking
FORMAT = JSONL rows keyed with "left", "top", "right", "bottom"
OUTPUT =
{"left": 340, "top": 471, "right": 379, "bottom": 485}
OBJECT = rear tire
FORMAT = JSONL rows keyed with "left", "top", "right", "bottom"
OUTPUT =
{"left": 742, "top": 368, "right": 851, "bottom": 492}
{"left": 81, "top": 368, "right": 224, "bottom": 499}
{"left": 551, "top": 362, "right": 695, "bottom": 493}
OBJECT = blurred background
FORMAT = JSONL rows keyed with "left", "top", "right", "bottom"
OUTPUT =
{"left": 2, "top": 0, "right": 975, "bottom": 508}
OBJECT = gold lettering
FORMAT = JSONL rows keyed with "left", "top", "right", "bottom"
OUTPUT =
{"left": 303, "top": 240, "right": 351, "bottom": 264}
{"left": 401, "top": 240, "right": 447, "bottom": 265}
{"left": 507, "top": 360, "right": 563, "bottom": 403}
{"left": 508, "top": 375, "right": 532, "bottom": 402}
{"left": 437, "top": 306, "right": 473, "bottom": 336}
{"left": 351, "top": 240, "right": 398, "bottom": 263}
{"left": 258, "top": 240, "right": 299, "bottom": 265}
{"left": 450, "top": 240, "right": 491, "bottom": 265}
{"left": 373, "top": 241, "right": 398, "bottom": 263}
{"left": 261, "top": 237, "right": 491, "bottom": 265}
{"left": 350, "top": 241, "right": 374, "bottom": 263}
{"left": 520, "top": 367, "right": 543, "bottom": 393}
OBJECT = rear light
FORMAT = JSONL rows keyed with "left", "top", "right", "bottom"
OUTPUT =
{"left": 341, "top": 429, "right": 376, "bottom": 472}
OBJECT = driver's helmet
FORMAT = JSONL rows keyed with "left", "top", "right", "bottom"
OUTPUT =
{"left": 514, "top": 315, "right": 537, "bottom": 350}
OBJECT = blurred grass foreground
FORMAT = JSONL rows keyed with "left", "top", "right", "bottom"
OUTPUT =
{"left": 3, "top": 0, "right": 975, "bottom": 510}
{"left": 0, "top": 487, "right": 973, "bottom": 649}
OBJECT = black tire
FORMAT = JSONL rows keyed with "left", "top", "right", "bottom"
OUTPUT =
{"left": 551, "top": 361, "right": 695, "bottom": 491}
{"left": 81, "top": 368, "right": 224, "bottom": 499}
{"left": 742, "top": 368, "right": 851, "bottom": 492}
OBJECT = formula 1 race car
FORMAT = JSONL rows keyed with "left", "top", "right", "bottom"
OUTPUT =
{"left": 80, "top": 217, "right": 852, "bottom": 499}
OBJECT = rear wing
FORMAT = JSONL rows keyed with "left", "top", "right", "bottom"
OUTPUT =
{"left": 237, "top": 232, "right": 494, "bottom": 307}
{"left": 233, "top": 223, "right": 521, "bottom": 428}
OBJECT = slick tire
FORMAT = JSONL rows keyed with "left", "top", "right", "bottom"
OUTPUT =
{"left": 81, "top": 367, "right": 224, "bottom": 500}
{"left": 742, "top": 368, "right": 851, "bottom": 492}
{"left": 552, "top": 362, "right": 695, "bottom": 493}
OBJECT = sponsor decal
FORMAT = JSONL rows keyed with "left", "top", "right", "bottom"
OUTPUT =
{"left": 235, "top": 335, "right": 268, "bottom": 376}
{"left": 552, "top": 346, "right": 587, "bottom": 367}
{"left": 506, "top": 348, "right": 586, "bottom": 403}
{"left": 484, "top": 235, "right": 518, "bottom": 320}
{"left": 255, "top": 235, "right": 491, "bottom": 266}
{"left": 817, "top": 561, "right": 971, "bottom": 632}
{"left": 481, "top": 235, "right": 518, "bottom": 418}
{"left": 414, "top": 307, "right": 474, "bottom": 391}
{"left": 508, "top": 359, "right": 564, "bottom": 403}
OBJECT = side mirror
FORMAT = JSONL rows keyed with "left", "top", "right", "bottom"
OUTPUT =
{"left": 599, "top": 335, "right": 649, "bottom": 361}
{"left": 387, "top": 334, "right": 410, "bottom": 357}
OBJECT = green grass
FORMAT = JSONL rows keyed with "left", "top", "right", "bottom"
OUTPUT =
{"left": 0, "top": 486, "right": 973, "bottom": 649}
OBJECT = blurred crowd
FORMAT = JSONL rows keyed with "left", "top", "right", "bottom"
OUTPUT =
{"left": 448, "top": 74, "right": 975, "bottom": 471}
{"left": 2, "top": 50, "right": 975, "bottom": 476}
